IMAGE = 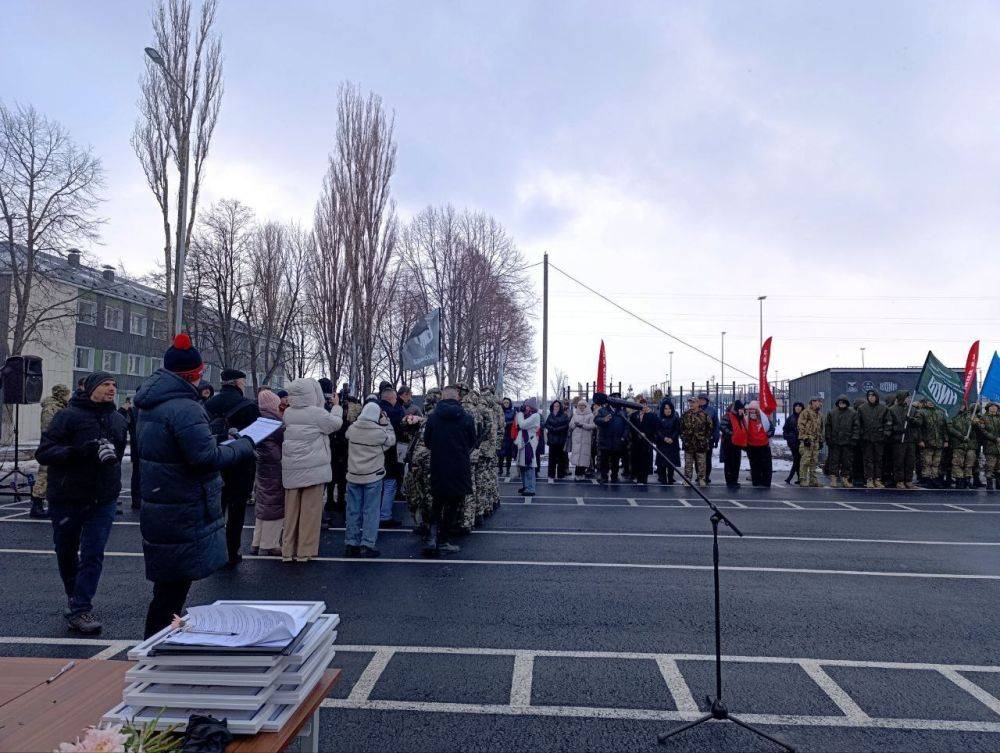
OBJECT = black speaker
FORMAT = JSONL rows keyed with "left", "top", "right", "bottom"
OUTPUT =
{"left": 2, "top": 356, "right": 43, "bottom": 404}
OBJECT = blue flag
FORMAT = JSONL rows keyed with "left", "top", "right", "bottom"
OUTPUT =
{"left": 982, "top": 351, "right": 1000, "bottom": 403}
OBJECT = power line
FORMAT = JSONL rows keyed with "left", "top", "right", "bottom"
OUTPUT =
{"left": 547, "top": 262, "right": 757, "bottom": 380}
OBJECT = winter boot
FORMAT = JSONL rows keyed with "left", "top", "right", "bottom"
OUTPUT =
{"left": 865, "top": 480, "right": 875, "bottom": 489}
{"left": 895, "top": 482, "right": 906, "bottom": 490}
{"left": 28, "top": 497, "right": 47, "bottom": 519}
{"left": 421, "top": 524, "right": 439, "bottom": 558}
{"left": 66, "top": 612, "right": 102, "bottom": 635}
{"left": 841, "top": 476, "right": 852, "bottom": 488}
{"left": 874, "top": 479, "right": 885, "bottom": 489}
{"left": 829, "top": 477, "right": 839, "bottom": 488}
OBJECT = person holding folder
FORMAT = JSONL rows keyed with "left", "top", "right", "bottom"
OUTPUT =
{"left": 135, "top": 334, "right": 255, "bottom": 638}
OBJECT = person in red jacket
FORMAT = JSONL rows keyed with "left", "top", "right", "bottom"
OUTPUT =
{"left": 746, "top": 400, "right": 775, "bottom": 488}
{"left": 720, "top": 400, "right": 748, "bottom": 489}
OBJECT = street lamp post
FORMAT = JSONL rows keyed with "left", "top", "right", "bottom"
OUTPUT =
{"left": 860, "top": 347, "right": 866, "bottom": 368}
{"left": 145, "top": 46, "right": 190, "bottom": 335}
{"left": 757, "top": 295, "right": 767, "bottom": 351}
{"left": 668, "top": 351, "right": 674, "bottom": 394}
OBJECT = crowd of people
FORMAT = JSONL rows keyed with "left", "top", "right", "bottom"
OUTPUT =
{"left": 29, "top": 345, "right": 1000, "bottom": 640}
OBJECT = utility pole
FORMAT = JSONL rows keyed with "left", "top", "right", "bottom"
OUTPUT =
{"left": 860, "top": 347, "right": 866, "bottom": 368}
{"left": 542, "top": 252, "right": 549, "bottom": 409}
{"left": 668, "top": 350, "right": 674, "bottom": 394}
{"left": 720, "top": 332, "right": 726, "bottom": 404}
{"left": 757, "top": 295, "right": 767, "bottom": 351}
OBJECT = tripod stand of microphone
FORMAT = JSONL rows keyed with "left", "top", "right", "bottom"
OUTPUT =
{"left": 602, "top": 395, "right": 795, "bottom": 752}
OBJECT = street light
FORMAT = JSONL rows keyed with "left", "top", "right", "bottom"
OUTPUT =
{"left": 668, "top": 351, "right": 674, "bottom": 394}
{"left": 860, "top": 347, "right": 866, "bottom": 368}
{"left": 144, "top": 45, "right": 189, "bottom": 336}
{"left": 757, "top": 295, "right": 767, "bottom": 351}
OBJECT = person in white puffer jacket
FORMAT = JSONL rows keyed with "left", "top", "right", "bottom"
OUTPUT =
{"left": 344, "top": 401, "right": 396, "bottom": 558}
{"left": 281, "top": 378, "right": 342, "bottom": 562}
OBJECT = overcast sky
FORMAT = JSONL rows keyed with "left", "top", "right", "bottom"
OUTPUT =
{"left": 4, "top": 1, "right": 999, "bottom": 395}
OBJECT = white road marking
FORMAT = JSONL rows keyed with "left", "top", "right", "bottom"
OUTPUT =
{"left": 782, "top": 500, "right": 804, "bottom": 509}
{"left": 799, "top": 660, "right": 871, "bottom": 721}
{"left": 728, "top": 500, "right": 747, "bottom": 508}
{"left": 626, "top": 498, "right": 638, "bottom": 507}
{"left": 655, "top": 656, "right": 699, "bottom": 712}
{"left": 0, "top": 511, "right": 27, "bottom": 520}
{"left": 510, "top": 652, "right": 534, "bottom": 707}
{"left": 348, "top": 649, "right": 394, "bottom": 702}
{"left": 0, "top": 546, "right": 997, "bottom": 580}
{"left": 575, "top": 497, "right": 585, "bottom": 506}
{"left": 499, "top": 499, "right": 1000, "bottom": 514}
{"left": 89, "top": 640, "right": 137, "bottom": 660}
{"left": 319, "top": 697, "right": 1000, "bottom": 733}
{"left": 892, "top": 503, "right": 921, "bottom": 512}
{"left": 946, "top": 504, "right": 975, "bottom": 512}
{"left": 938, "top": 668, "right": 1000, "bottom": 716}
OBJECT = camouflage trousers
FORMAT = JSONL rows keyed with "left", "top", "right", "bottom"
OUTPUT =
{"left": 921, "top": 448, "right": 943, "bottom": 479}
{"left": 861, "top": 442, "right": 884, "bottom": 481}
{"left": 31, "top": 464, "right": 48, "bottom": 501}
{"left": 476, "top": 459, "right": 497, "bottom": 516}
{"left": 986, "top": 454, "right": 1000, "bottom": 476}
{"left": 799, "top": 442, "right": 821, "bottom": 486}
{"left": 951, "top": 449, "right": 978, "bottom": 479}
{"left": 461, "top": 454, "right": 479, "bottom": 529}
{"left": 404, "top": 450, "right": 432, "bottom": 528}
{"left": 684, "top": 451, "right": 707, "bottom": 483}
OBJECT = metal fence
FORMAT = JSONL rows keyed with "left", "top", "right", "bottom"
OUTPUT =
{"left": 558, "top": 379, "right": 792, "bottom": 417}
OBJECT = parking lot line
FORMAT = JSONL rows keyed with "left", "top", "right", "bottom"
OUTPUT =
{"left": 0, "top": 546, "right": 997, "bottom": 580}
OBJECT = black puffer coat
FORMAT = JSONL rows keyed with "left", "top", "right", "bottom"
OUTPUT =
{"left": 135, "top": 369, "right": 255, "bottom": 583}
{"left": 544, "top": 404, "right": 571, "bottom": 446}
{"left": 36, "top": 396, "right": 128, "bottom": 505}
{"left": 423, "top": 398, "right": 477, "bottom": 497}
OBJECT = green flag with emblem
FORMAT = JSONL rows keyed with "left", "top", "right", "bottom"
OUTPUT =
{"left": 914, "top": 351, "right": 964, "bottom": 419}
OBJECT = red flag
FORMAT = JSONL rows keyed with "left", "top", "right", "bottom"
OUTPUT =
{"left": 597, "top": 340, "right": 607, "bottom": 393}
{"left": 759, "top": 337, "right": 777, "bottom": 415}
{"left": 963, "top": 340, "right": 980, "bottom": 406}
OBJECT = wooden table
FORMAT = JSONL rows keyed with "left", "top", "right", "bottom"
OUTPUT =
{"left": 0, "top": 657, "right": 339, "bottom": 753}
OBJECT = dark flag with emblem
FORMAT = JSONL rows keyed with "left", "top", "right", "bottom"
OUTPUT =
{"left": 914, "top": 350, "right": 965, "bottom": 419}
{"left": 401, "top": 309, "right": 441, "bottom": 371}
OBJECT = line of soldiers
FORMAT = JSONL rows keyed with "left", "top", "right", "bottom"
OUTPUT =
{"left": 797, "top": 389, "right": 1000, "bottom": 489}
{"left": 405, "top": 384, "right": 503, "bottom": 535}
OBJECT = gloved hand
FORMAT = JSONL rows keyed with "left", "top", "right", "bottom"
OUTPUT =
{"left": 227, "top": 428, "right": 240, "bottom": 440}
{"left": 82, "top": 439, "right": 102, "bottom": 459}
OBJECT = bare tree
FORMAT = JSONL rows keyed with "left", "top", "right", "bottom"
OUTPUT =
{"left": 132, "top": 0, "right": 222, "bottom": 334}
{"left": 0, "top": 103, "right": 104, "bottom": 355}
{"left": 238, "top": 221, "right": 308, "bottom": 390}
{"left": 329, "top": 83, "right": 399, "bottom": 395}
{"left": 308, "top": 169, "right": 351, "bottom": 384}
{"left": 284, "top": 309, "right": 319, "bottom": 381}
{"left": 549, "top": 368, "right": 568, "bottom": 402}
{"left": 189, "top": 198, "right": 254, "bottom": 368}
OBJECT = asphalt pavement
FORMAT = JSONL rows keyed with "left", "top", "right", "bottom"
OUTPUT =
{"left": 0, "top": 470, "right": 998, "bottom": 752}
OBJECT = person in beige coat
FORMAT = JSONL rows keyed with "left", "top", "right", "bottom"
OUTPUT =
{"left": 281, "top": 378, "right": 342, "bottom": 562}
{"left": 569, "top": 399, "right": 595, "bottom": 477}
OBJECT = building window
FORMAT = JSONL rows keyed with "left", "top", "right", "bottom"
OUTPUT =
{"left": 103, "top": 350, "right": 122, "bottom": 373}
{"left": 151, "top": 319, "right": 167, "bottom": 340}
{"left": 74, "top": 347, "right": 94, "bottom": 371}
{"left": 77, "top": 299, "right": 97, "bottom": 325}
{"left": 149, "top": 357, "right": 164, "bottom": 373}
{"left": 126, "top": 354, "right": 144, "bottom": 376}
{"left": 130, "top": 313, "right": 148, "bottom": 336}
{"left": 104, "top": 305, "right": 123, "bottom": 331}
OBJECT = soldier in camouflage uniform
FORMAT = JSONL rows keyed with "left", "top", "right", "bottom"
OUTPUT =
{"left": 797, "top": 397, "right": 825, "bottom": 487}
{"left": 30, "top": 384, "right": 71, "bottom": 518}
{"left": 679, "top": 396, "right": 712, "bottom": 486}
{"left": 471, "top": 389, "right": 498, "bottom": 522}
{"left": 979, "top": 403, "right": 1000, "bottom": 491}
{"left": 916, "top": 397, "right": 948, "bottom": 487}
{"left": 458, "top": 385, "right": 485, "bottom": 532}
{"left": 404, "top": 388, "right": 440, "bottom": 533}
{"left": 947, "top": 406, "right": 977, "bottom": 488}
{"left": 480, "top": 387, "right": 504, "bottom": 513}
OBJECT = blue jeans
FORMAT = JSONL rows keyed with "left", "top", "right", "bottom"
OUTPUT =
{"left": 520, "top": 465, "right": 536, "bottom": 493}
{"left": 49, "top": 500, "right": 116, "bottom": 616}
{"left": 346, "top": 480, "right": 383, "bottom": 548}
{"left": 379, "top": 477, "right": 398, "bottom": 521}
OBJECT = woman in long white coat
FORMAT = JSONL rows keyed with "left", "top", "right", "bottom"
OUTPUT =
{"left": 568, "top": 399, "right": 595, "bottom": 477}
{"left": 280, "top": 378, "right": 342, "bottom": 562}
{"left": 515, "top": 397, "right": 541, "bottom": 497}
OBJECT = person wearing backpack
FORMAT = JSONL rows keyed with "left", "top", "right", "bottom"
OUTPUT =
{"left": 204, "top": 368, "right": 260, "bottom": 567}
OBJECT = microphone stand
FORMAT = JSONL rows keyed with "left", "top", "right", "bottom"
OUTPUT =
{"left": 620, "top": 409, "right": 795, "bottom": 752}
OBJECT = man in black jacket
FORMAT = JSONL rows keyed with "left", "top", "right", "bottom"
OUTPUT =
{"left": 378, "top": 383, "right": 405, "bottom": 527}
{"left": 36, "top": 371, "right": 128, "bottom": 634}
{"left": 204, "top": 368, "right": 260, "bottom": 567}
{"left": 422, "top": 386, "right": 477, "bottom": 558}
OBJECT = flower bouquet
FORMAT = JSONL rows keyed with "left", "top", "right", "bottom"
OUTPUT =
{"left": 56, "top": 718, "right": 181, "bottom": 753}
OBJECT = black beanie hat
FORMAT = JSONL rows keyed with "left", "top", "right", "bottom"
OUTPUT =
{"left": 84, "top": 371, "right": 115, "bottom": 397}
{"left": 163, "top": 333, "right": 203, "bottom": 376}
{"left": 221, "top": 368, "right": 246, "bottom": 381}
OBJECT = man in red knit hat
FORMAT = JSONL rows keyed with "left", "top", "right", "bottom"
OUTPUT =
{"left": 134, "top": 334, "right": 256, "bottom": 637}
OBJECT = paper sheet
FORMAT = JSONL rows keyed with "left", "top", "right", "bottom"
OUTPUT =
{"left": 167, "top": 604, "right": 303, "bottom": 647}
{"left": 221, "top": 417, "right": 282, "bottom": 446}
